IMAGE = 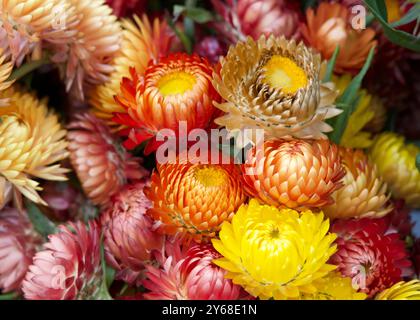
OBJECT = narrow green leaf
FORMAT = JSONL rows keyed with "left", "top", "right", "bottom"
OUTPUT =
{"left": 25, "top": 200, "right": 57, "bottom": 239}
{"left": 323, "top": 46, "right": 340, "bottom": 82}
{"left": 173, "top": 4, "right": 186, "bottom": 18}
{"left": 364, "top": 0, "right": 420, "bottom": 52}
{"left": 340, "top": 46, "right": 376, "bottom": 104}
{"left": 166, "top": 16, "right": 193, "bottom": 54}
{"left": 184, "top": 7, "right": 213, "bottom": 24}
{"left": 96, "top": 235, "right": 113, "bottom": 300}
{"left": 329, "top": 46, "right": 375, "bottom": 144}
{"left": 8, "top": 56, "right": 50, "bottom": 82}
{"left": 391, "top": 4, "right": 420, "bottom": 28}
{"left": 0, "top": 292, "right": 19, "bottom": 300}
{"left": 174, "top": 4, "right": 213, "bottom": 24}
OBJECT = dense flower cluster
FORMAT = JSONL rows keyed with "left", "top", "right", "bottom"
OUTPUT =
{"left": 0, "top": 0, "right": 419, "bottom": 301}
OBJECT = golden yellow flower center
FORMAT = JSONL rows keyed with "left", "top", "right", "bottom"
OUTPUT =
{"left": 157, "top": 71, "right": 196, "bottom": 96}
{"left": 385, "top": 0, "right": 401, "bottom": 23}
{"left": 263, "top": 55, "right": 308, "bottom": 94}
{"left": 194, "top": 166, "right": 227, "bottom": 187}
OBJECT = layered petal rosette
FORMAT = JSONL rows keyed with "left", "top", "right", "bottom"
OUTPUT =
{"left": 369, "top": 132, "right": 420, "bottom": 208}
{"left": 242, "top": 138, "right": 345, "bottom": 210}
{"left": 90, "top": 15, "right": 173, "bottom": 128}
{"left": 114, "top": 53, "right": 221, "bottom": 153}
{"left": 301, "top": 2, "right": 377, "bottom": 74}
{"left": 0, "top": 208, "right": 42, "bottom": 293}
{"left": 145, "top": 157, "right": 246, "bottom": 243}
{"left": 212, "top": 35, "right": 340, "bottom": 141}
{"left": 143, "top": 241, "right": 242, "bottom": 300}
{"left": 67, "top": 113, "right": 147, "bottom": 207}
{"left": 0, "top": 86, "right": 69, "bottom": 207}
{"left": 22, "top": 221, "right": 104, "bottom": 300}
{"left": 212, "top": 199, "right": 337, "bottom": 299}
{"left": 323, "top": 148, "right": 392, "bottom": 220}
{"left": 331, "top": 218, "right": 412, "bottom": 297}
{"left": 102, "top": 181, "right": 164, "bottom": 286}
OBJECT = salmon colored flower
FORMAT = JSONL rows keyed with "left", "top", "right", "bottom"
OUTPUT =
{"left": 102, "top": 181, "right": 164, "bottom": 286}
{"left": 242, "top": 138, "right": 345, "bottom": 210}
{"left": 211, "top": 0, "right": 301, "bottom": 42}
{"left": 67, "top": 113, "right": 147, "bottom": 207}
{"left": 90, "top": 15, "right": 173, "bottom": 128}
{"left": 331, "top": 218, "right": 412, "bottom": 297}
{"left": 212, "top": 35, "right": 340, "bottom": 142}
{"left": 301, "top": 2, "right": 377, "bottom": 74}
{"left": 212, "top": 199, "right": 337, "bottom": 299}
{"left": 114, "top": 53, "right": 221, "bottom": 153}
{"left": 0, "top": 50, "right": 13, "bottom": 106}
{"left": 0, "top": 0, "right": 78, "bottom": 66}
{"left": 22, "top": 221, "right": 104, "bottom": 300}
{"left": 0, "top": 86, "right": 69, "bottom": 207}
{"left": 57, "top": 0, "right": 121, "bottom": 100}
{"left": 375, "top": 280, "right": 420, "bottom": 300}
{"left": 0, "top": 207, "right": 42, "bottom": 293}
{"left": 323, "top": 148, "right": 392, "bottom": 220}
{"left": 144, "top": 157, "right": 246, "bottom": 243}
{"left": 143, "top": 241, "right": 242, "bottom": 300}
{"left": 369, "top": 132, "right": 420, "bottom": 208}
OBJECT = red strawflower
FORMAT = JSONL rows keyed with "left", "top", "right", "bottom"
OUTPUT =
{"left": 331, "top": 218, "right": 412, "bottom": 297}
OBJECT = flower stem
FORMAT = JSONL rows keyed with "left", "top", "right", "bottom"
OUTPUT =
{"left": 8, "top": 56, "right": 50, "bottom": 82}
{"left": 0, "top": 292, "right": 19, "bottom": 300}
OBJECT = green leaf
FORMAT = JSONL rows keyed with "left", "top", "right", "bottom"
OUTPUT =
{"left": 0, "top": 292, "right": 19, "bottom": 300}
{"left": 329, "top": 46, "right": 375, "bottom": 144}
{"left": 323, "top": 46, "right": 340, "bottom": 82}
{"left": 364, "top": 0, "right": 420, "bottom": 52}
{"left": 8, "top": 56, "right": 50, "bottom": 82}
{"left": 416, "top": 153, "right": 420, "bottom": 172}
{"left": 25, "top": 200, "right": 57, "bottom": 239}
{"left": 301, "top": 0, "right": 317, "bottom": 11}
{"left": 173, "top": 5, "right": 213, "bottom": 24}
{"left": 166, "top": 15, "right": 193, "bottom": 54}
{"left": 96, "top": 235, "right": 113, "bottom": 300}
{"left": 391, "top": 4, "right": 420, "bottom": 28}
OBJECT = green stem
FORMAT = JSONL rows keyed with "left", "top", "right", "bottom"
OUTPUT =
{"left": 8, "top": 56, "right": 50, "bottom": 82}
{"left": 0, "top": 292, "right": 19, "bottom": 300}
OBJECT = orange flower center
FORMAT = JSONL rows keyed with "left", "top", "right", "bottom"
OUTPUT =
{"left": 263, "top": 55, "right": 308, "bottom": 94}
{"left": 157, "top": 71, "right": 197, "bottom": 96}
{"left": 194, "top": 166, "right": 227, "bottom": 187}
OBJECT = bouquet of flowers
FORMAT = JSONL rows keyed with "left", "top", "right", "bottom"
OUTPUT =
{"left": 0, "top": 0, "right": 419, "bottom": 300}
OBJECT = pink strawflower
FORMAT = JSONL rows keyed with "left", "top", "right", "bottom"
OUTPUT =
{"left": 102, "top": 181, "right": 164, "bottom": 286}
{"left": 143, "top": 240, "right": 242, "bottom": 300}
{"left": 22, "top": 221, "right": 103, "bottom": 300}
{"left": 0, "top": 208, "right": 42, "bottom": 293}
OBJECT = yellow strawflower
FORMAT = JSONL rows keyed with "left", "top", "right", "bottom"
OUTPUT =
{"left": 300, "top": 271, "right": 367, "bottom": 300}
{"left": 0, "top": 86, "right": 69, "bottom": 207}
{"left": 212, "top": 199, "right": 337, "bottom": 300}
{"left": 375, "top": 280, "right": 420, "bottom": 300}
{"left": 370, "top": 132, "right": 420, "bottom": 208}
